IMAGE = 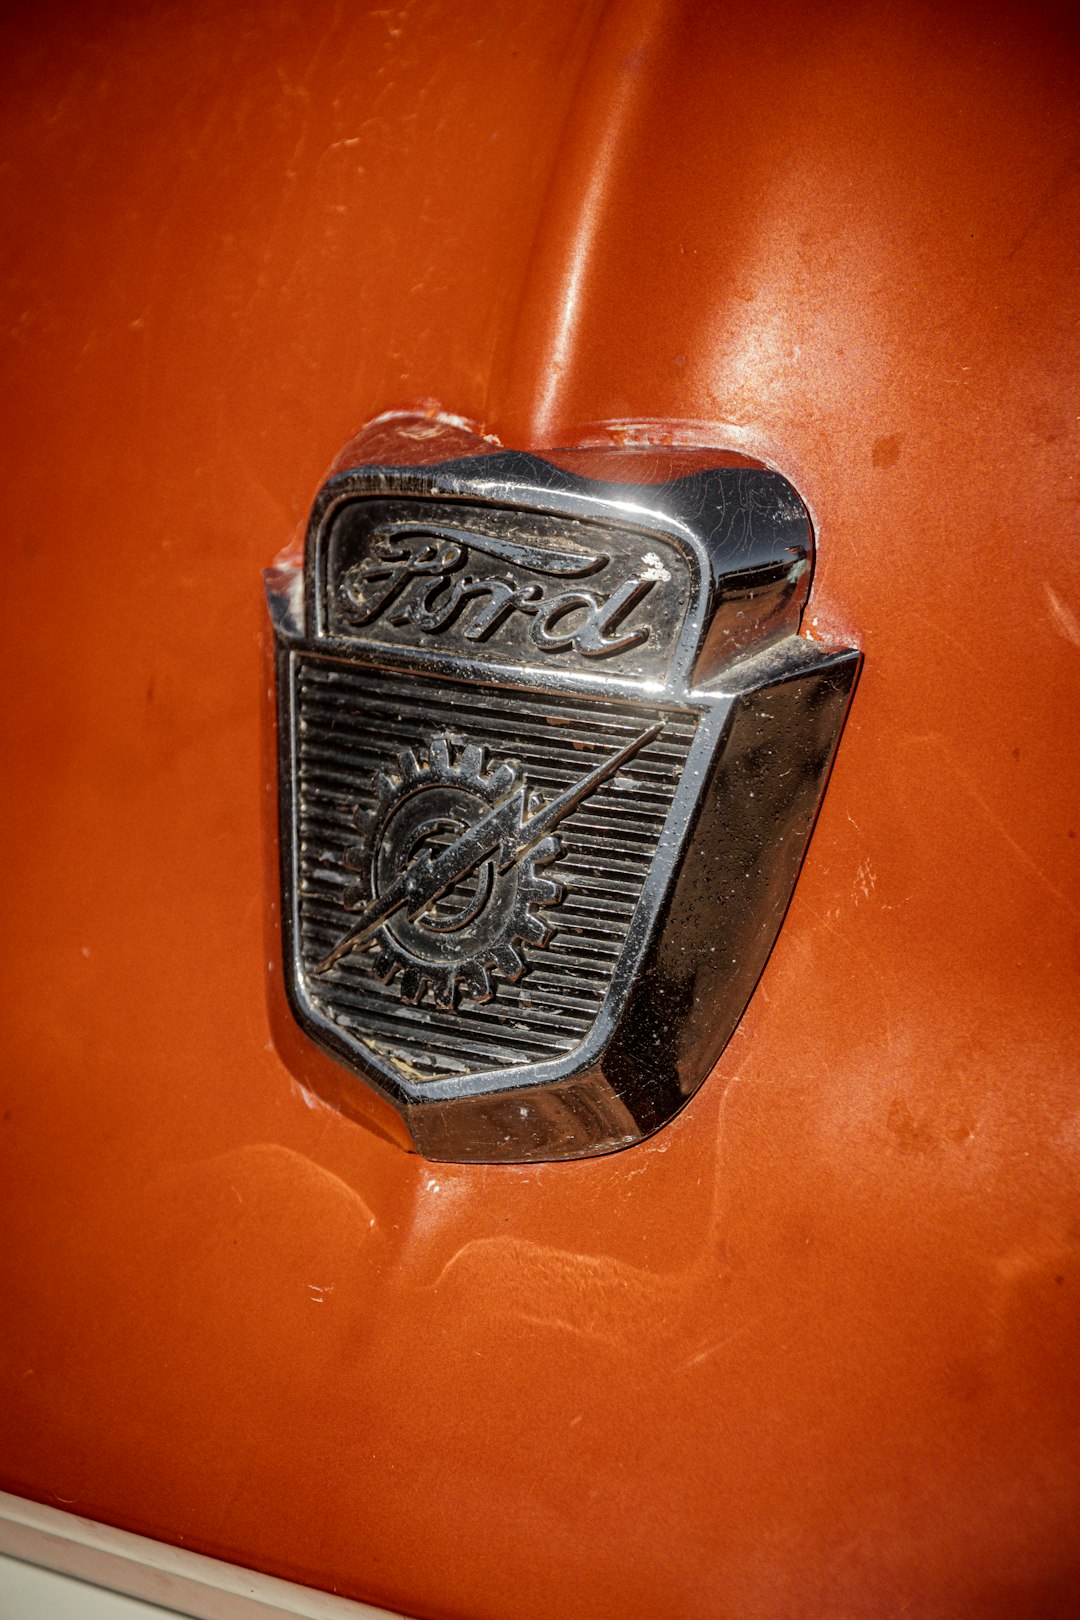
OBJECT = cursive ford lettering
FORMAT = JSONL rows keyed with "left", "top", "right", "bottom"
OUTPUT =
{"left": 338, "top": 534, "right": 655, "bottom": 658}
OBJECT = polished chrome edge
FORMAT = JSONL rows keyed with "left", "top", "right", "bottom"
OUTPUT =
{"left": 266, "top": 431, "right": 859, "bottom": 1163}
{"left": 0, "top": 1491, "right": 410, "bottom": 1620}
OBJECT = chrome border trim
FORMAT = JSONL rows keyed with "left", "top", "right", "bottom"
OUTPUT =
{"left": 266, "top": 435, "right": 860, "bottom": 1162}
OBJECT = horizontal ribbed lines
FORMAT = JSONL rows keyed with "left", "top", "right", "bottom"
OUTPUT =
{"left": 292, "top": 656, "right": 696, "bottom": 1079}
{"left": 319, "top": 973, "right": 587, "bottom": 1051}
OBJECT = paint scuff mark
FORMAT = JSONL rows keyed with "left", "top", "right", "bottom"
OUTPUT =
{"left": 1045, "top": 583, "right": 1080, "bottom": 650}
{"left": 854, "top": 857, "right": 877, "bottom": 902}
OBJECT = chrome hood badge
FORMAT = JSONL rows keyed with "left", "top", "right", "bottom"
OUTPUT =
{"left": 265, "top": 419, "right": 860, "bottom": 1163}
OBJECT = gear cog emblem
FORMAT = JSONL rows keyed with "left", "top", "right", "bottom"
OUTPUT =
{"left": 322, "top": 733, "right": 561, "bottom": 1009}
{"left": 314, "top": 726, "right": 661, "bottom": 1009}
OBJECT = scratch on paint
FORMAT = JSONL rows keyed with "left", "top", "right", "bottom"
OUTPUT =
{"left": 854, "top": 857, "right": 877, "bottom": 902}
{"left": 1045, "top": 583, "right": 1080, "bottom": 650}
{"left": 941, "top": 752, "right": 1072, "bottom": 911}
{"left": 676, "top": 1322, "right": 754, "bottom": 1371}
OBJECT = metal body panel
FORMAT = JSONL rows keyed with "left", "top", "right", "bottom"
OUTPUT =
{"left": 1, "top": 2, "right": 1078, "bottom": 1618}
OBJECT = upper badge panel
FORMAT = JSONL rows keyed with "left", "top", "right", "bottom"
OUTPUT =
{"left": 312, "top": 498, "right": 691, "bottom": 681}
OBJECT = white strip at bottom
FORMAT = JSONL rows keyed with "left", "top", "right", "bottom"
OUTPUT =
{"left": 0, "top": 1552, "right": 185, "bottom": 1618}
{"left": 0, "top": 1493, "right": 411, "bottom": 1620}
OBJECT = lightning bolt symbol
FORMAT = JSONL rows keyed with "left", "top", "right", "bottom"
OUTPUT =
{"left": 312, "top": 723, "right": 663, "bottom": 976}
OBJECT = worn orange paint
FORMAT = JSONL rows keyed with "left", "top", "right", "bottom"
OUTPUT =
{"left": 1, "top": 2, "right": 1078, "bottom": 1618}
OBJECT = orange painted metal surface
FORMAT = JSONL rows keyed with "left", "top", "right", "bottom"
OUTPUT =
{"left": 1, "top": 2, "right": 1078, "bottom": 1617}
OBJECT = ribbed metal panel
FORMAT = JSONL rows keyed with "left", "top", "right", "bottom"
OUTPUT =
{"left": 294, "top": 656, "right": 698, "bottom": 1080}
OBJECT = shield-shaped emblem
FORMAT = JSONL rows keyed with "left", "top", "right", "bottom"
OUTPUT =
{"left": 266, "top": 419, "right": 859, "bottom": 1162}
